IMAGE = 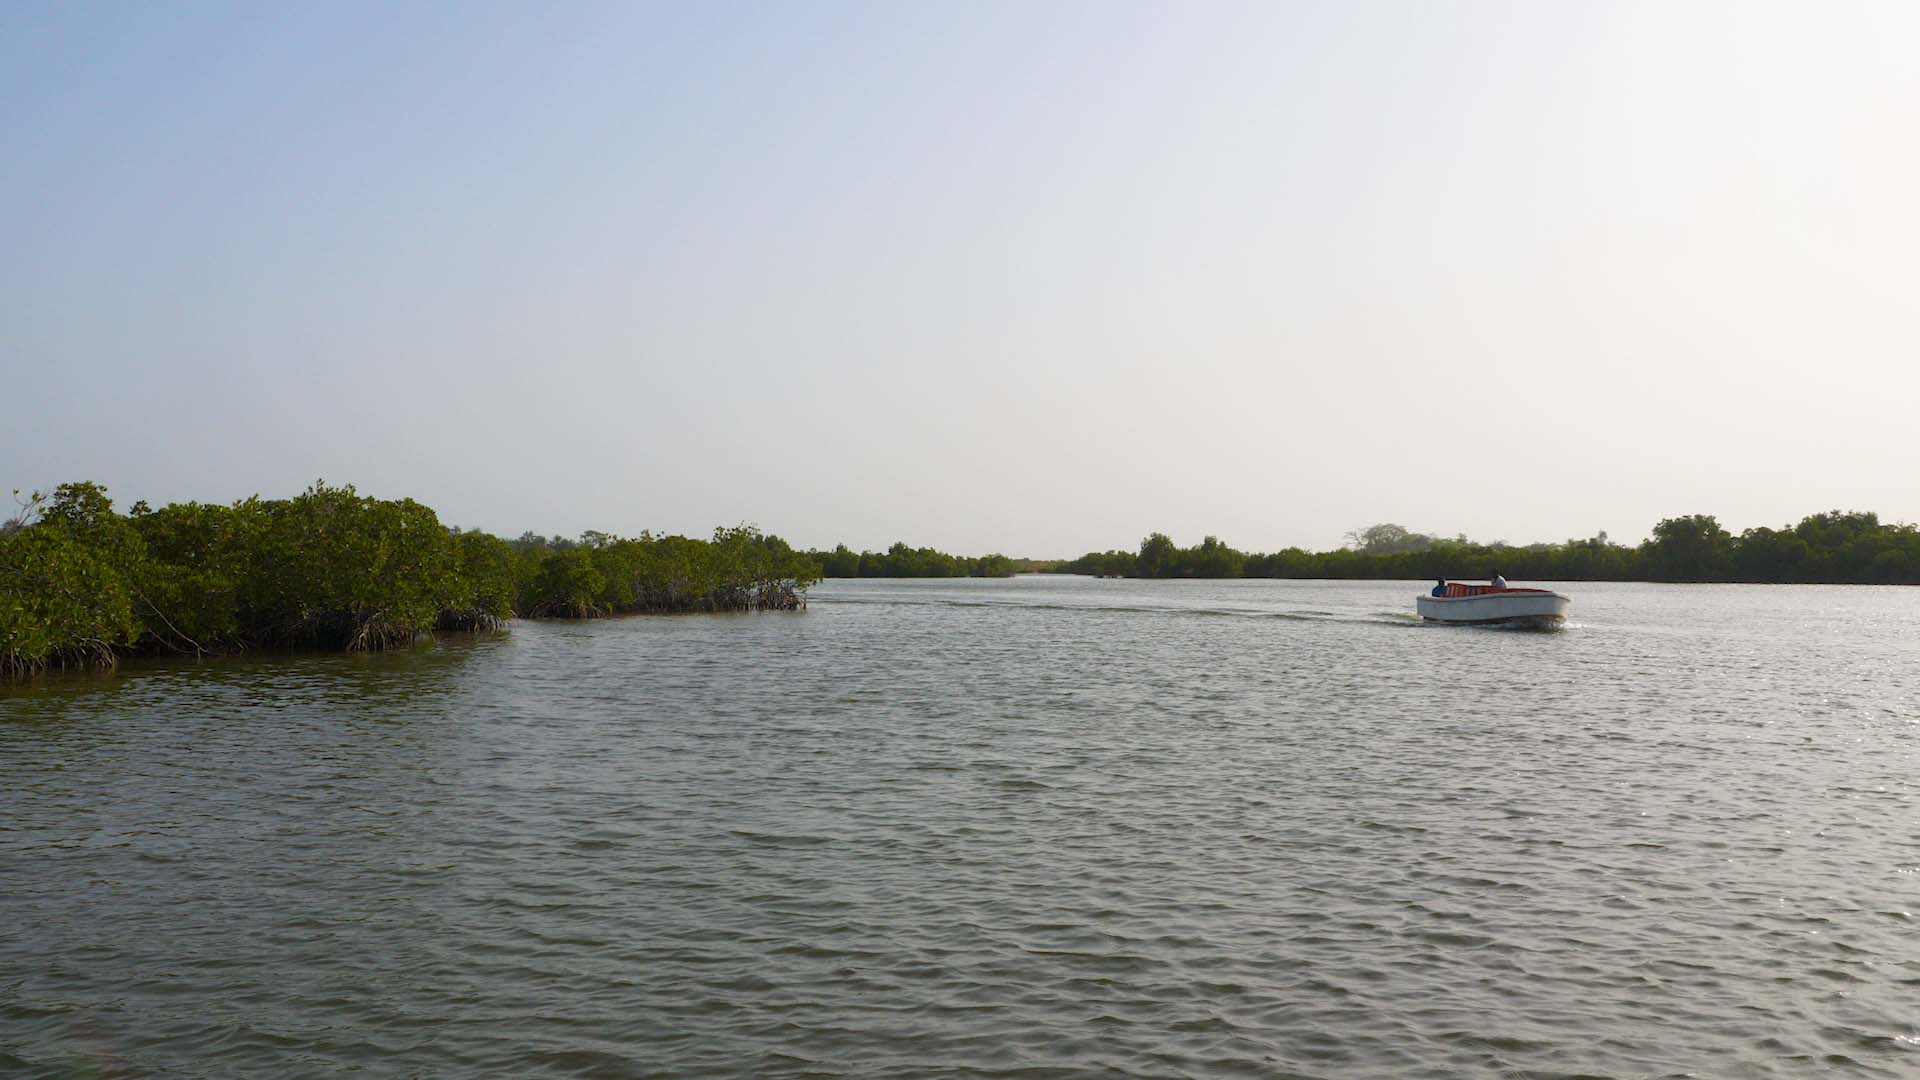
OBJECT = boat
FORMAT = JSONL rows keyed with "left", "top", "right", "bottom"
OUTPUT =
{"left": 1417, "top": 583, "right": 1570, "bottom": 628}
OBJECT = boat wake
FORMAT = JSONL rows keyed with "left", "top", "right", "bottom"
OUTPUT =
{"left": 815, "top": 594, "right": 1439, "bottom": 629}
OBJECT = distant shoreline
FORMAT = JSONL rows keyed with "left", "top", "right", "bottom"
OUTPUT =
{"left": 8, "top": 483, "right": 1915, "bottom": 683}
{"left": 820, "top": 572, "right": 1912, "bottom": 587}
{"left": 1043, "top": 513, "right": 1919, "bottom": 587}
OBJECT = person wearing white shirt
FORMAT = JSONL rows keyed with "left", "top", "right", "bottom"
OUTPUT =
{"left": 1490, "top": 570, "right": 1508, "bottom": 589}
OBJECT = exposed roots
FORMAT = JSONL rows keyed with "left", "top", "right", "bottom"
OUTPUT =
{"left": 2, "top": 638, "right": 120, "bottom": 683}
{"left": 527, "top": 599, "right": 611, "bottom": 620}
{"left": 532, "top": 578, "right": 809, "bottom": 619}
{"left": 752, "top": 579, "right": 806, "bottom": 610}
{"left": 436, "top": 608, "right": 506, "bottom": 633}
{"left": 345, "top": 614, "right": 421, "bottom": 653}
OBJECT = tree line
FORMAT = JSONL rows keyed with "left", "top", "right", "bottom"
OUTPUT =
{"left": 1055, "top": 511, "right": 1920, "bottom": 585}
{"left": 11, "top": 484, "right": 1916, "bottom": 682}
{"left": 1, "top": 481, "right": 819, "bottom": 681}
{"left": 804, "top": 543, "right": 1040, "bottom": 579}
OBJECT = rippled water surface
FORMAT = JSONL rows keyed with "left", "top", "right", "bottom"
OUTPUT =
{"left": 4, "top": 578, "right": 1919, "bottom": 1078}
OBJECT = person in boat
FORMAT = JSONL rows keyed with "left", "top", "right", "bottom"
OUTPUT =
{"left": 1490, "top": 570, "right": 1508, "bottom": 589}
{"left": 1431, "top": 577, "right": 1448, "bottom": 597}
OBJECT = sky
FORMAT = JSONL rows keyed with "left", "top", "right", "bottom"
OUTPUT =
{"left": 4, "top": 1, "right": 1917, "bottom": 556}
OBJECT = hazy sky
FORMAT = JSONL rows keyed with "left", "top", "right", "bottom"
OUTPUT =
{"left": 5, "top": 1, "right": 1916, "bottom": 555}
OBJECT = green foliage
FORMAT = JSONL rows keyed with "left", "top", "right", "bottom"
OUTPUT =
{"left": 1, "top": 482, "right": 825, "bottom": 681}
{"left": 512, "top": 526, "right": 821, "bottom": 617}
{"left": 805, "top": 541, "right": 1022, "bottom": 578}
{"left": 442, "top": 531, "right": 519, "bottom": 630}
{"left": 525, "top": 548, "right": 608, "bottom": 617}
{"left": 233, "top": 483, "right": 466, "bottom": 650}
{"left": 0, "top": 522, "right": 142, "bottom": 678}
{"left": 1343, "top": 523, "right": 1435, "bottom": 554}
{"left": 40, "top": 482, "right": 137, "bottom": 552}
{"left": 1189, "top": 536, "right": 1245, "bottom": 579}
{"left": 974, "top": 553, "right": 1016, "bottom": 578}
{"left": 819, "top": 544, "right": 861, "bottom": 577}
{"left": 1066, "top": 549, "right": 1137, "bottom": 577}
{"left": 128, "top": 498, "right": 262, "bottom": 651}
{"left": 11, "top": 479, "right": 1920, "bottom": 684}
{"left": 1136, "top": 533, "right": 1178, "bottom": 578}
{"left": 1064, "top": 533, "right": 1248, "bottom": 579}
{"left": 1642, "top": 515, "right": 1733, "bottom": 582}
{"left": 1054, "top": 511, "right": 1920, "bottom": 585}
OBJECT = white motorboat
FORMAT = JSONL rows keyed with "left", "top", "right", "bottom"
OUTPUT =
{"left": 1417, "top": 584, "right": 1570, "bottom": 628}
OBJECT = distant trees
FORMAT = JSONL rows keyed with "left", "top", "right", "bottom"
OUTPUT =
{"left": 803, "top": 542, "right": 1027, "bottom": 578}
{"left": 1, "top": 481, "right": 822, "bottom": 681}
{"left": 1343, "top": 523, "right": 1435, "bottom": 554}
{"left": 1063, "top": 532, "right": 1249, "bottom": 579}
{"left": 13, "top": 481, "right": 1920, "bottom": 685}
{"left": 1641, "top": 515, "right": 1733, "bottom": 582}
{"left": 819, "top": 544, "right": 861, "bottom": 578}
{"left": 1137, "top": 533, "right": 1178, "bottom": 578}
{"left": 1069, "top": 550, "right": 1138, "bottom": 577}
{"left": 1188, "top": 536, "right": 1245, "bottom": 579}
{"left": 1052, "top": 511, "right": 1920, "bottom": 585}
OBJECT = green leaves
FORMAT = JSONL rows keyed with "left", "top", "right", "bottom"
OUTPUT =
{"left": 3, "top": 481, "right": 838, "bottom": 679}
{"left": 231, "top": 484, "right": 464, "bottom": 649}
{"left": 806, "top": 542, "right": 1022, "bottom": 578}
{"left": 1054, "top": 511, "right": 1920, "bottom": 584}
{"left": 0, "top": 520, "right": 141, "bottom": 677}
{"left": 512, "top": 526, "right": 818, "bottom": 615}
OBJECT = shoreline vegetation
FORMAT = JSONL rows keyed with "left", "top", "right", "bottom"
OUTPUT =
{"left": 1, "top": 482, "right": 818, "bottom": 681}
{"left": 1054, "top": 515, "right": 1920, "bottom": 585}
{"left": 804, "top": 544, "right": 1050, "bottom": 579}
{"left": 5, "top": 482, "right": 1916, "bottom": 681}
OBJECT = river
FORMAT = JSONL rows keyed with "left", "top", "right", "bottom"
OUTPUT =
{"left": 3, "top": 577, "right": 1917, "bottom": 1078}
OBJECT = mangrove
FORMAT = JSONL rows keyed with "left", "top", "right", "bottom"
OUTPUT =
{"left": 804, "top": 543, "right": 1048, "bottom": 579}
{"left": 1054, "top": 512, "right": 1920, "bottom": 585}
{"left": 1, "top": 481, "right": 818, "bottom": 681}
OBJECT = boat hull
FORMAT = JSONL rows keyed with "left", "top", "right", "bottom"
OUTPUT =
{"left": 1416, "top": 590, "right": 1569, "bottom": 628}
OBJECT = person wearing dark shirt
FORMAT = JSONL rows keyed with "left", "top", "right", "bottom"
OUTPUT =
{"left": 1432, "top": 578, "right": 1448, "bottom": 597}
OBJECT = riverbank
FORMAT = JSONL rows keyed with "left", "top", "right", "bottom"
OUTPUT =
{"left": 10, "top": 482, "right": 1917, "bottom": 682}
{"left": 1, "top": 482, "right": 818, "bottom": 680}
